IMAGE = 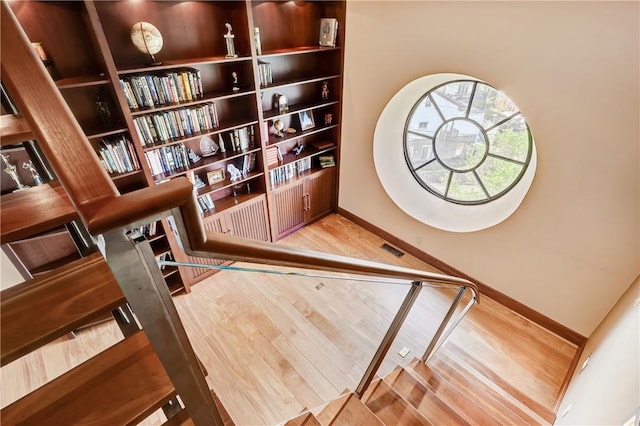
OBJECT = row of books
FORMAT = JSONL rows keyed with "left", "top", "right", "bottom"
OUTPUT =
{"left": 97, "top": 134, "right": 141, "bottom": 175}
{"left": 119, "top": 68, "right": 204, "bottom": 110}
{"left": 268, "top": 157, "right": 312, "bottom": 189}
{"left": 196, "top": 193, "right": 215, "bottom": 215}
{"left": 144, "top": 143, "right": 189, "bottom": 177}
{"left": 221, "top": 126, "right": 255, "bottom": 153}
{"left": 138, "top": 221, "right": 159, "bottom": 239}
{"left": 133, "top": 103, "right": 219, "bottom": 145}
{"left": 257, "top": 61, "right": 273, "bottom": 87}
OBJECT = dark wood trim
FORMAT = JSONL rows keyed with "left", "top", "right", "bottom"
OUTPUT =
{"left": 554, "top": 339, "right": 586, "bottom": 415}
{"left": 337, "top": 207, "right": 587, "bottom": 347}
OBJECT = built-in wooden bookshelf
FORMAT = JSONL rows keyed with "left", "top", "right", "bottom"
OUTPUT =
{"left": 8, "top": 0, "right": 345, "bottom": 292}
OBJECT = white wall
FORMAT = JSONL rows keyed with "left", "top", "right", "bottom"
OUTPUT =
{"left": 340, "top": 1, "right": 639, "bottom": 336}
{"left": 555, "top": 276, "right": 640, "bottom": 425}
{"left": 1, "top": 250, "right": 25, "bottom": 291}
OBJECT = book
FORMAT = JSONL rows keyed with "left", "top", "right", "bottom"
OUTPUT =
{"left": 319, "top": 18, "right": 338, "bottom": 47}
{"left": 312, "top": 141, "right": 335, "bottom": 150}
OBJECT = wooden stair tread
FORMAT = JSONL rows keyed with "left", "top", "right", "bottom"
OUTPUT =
{"left": 316, "top": 393, "right": 384, "bottom": 426}
{"left": 162, "top": 391, "right": 235, "bottom": 426}
{"left": 0, "top": 181, "right": 77, "bottom": 244}
{"left": 409, "top": 356, "right": 542, "bottom": 425}
{"left": 444, "top": 343, "right": 556, "bottom": 424}
{"left": 1, "top": 330, "right": 176, "bottom": 425}
{"left": 386, "top": 366, "right": 474, "bottom": 426}
{"left": 0, "top": 113, "right": 33, "bottom": 146}
{"left": 362, "top": 378, "right": 432, "bottom": 426}
{"left": 284, "top": 412, "right": 321, "bottom": 426}
{"left": 1, "top": 252, "right": 125, "bottom": 366}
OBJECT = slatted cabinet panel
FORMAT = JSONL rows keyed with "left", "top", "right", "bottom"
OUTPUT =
{"left": 271, "top": 181, "right": 306, "bottom": 240}
{"left": 183, "top": 194, "right": 270, "bottom": 285}
{"left": 224, "top": 195, "right": 271, "bottom": 242}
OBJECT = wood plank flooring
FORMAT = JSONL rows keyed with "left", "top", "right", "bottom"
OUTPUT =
{"left": 0, "top": 214, "right": 579, "bottom": 425}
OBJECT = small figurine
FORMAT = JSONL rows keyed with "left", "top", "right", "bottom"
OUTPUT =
{"left": 224, "top": 23, "right": 238, "bottom": 58}
{"left": 227, "top": 163, "right": 242, "bottom": 182}
{"left": 293, "top": 141, "right": 304, "bottom": 156}
{"left": 187, "top": 149, "right": 202, "bottom": 164}
{"left": 321, "top": 81, "right": 329, "bottom": 101}
{"left": 23, "top": 160, "right": 43, "bottom": 186}
{"left": 231, "top": 71, "right": 240, "bottom": 92}
{"left": 324, "top": 113, "right": 333, "bottom": 126}
{"left": 1, "top": 153, "right": 29, "bottom": 191}
{"left": 193, "top": 174, "right": 206, "bottom": 189}
{"left": 95, "top": 94, "right": 112, "bottom": 126}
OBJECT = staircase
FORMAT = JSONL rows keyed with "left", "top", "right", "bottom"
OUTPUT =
{"left": 283, "top": 355, "right": 554, "bottom": 426}
{"left": 0, "top": 184, "right": 225, "bottom": 424}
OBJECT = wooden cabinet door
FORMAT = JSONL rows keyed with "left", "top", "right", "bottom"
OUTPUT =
{"left": 305, "top": 168, "right": 336, "bottom": 223}
{"left": 271, "top": 180, "right": 306, "bottom": 240}
{"left": 224, "top": 195, "right": 270, "bottom": 242}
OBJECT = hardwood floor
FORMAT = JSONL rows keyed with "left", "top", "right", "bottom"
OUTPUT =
{"left": 0, "top": 214, "right": 579, "bottom": 425}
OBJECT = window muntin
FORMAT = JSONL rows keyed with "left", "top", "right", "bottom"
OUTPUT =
{"left": 404, "top": 80, "right": 532, "bottom": 205}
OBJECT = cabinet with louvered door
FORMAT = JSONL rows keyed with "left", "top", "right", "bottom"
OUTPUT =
{"left": 306, "top": 167, "right": 335, "bottom": 223}
{"left": 271, "top": 180, "right": 306, "bottom": 240}
{"left": 182, "top": 194, "right": 270, "bottom": 285}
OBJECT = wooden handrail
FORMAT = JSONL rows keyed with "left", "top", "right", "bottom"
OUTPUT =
{"left": 0, "top": 0, "right": 479, "bottom": 299}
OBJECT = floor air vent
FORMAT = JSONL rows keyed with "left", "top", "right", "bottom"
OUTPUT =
{"left": 381, "top": 243, "right": 404, "bottom": 257}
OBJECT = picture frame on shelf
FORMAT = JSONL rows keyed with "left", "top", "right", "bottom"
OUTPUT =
{"left": 319, "top": 18, "right": 338, "bottom": 47}
{"left": 207, "top": 168, "right": 225, "bottom": 185}
{"left": 298, "top": 110, "right": 315, "bottom": 131}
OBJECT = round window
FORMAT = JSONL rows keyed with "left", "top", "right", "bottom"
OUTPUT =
{"left": 373, "top": 73, "right": 537, "bottom": 232}
{"left": 404, "top": 80, "right": 532, "bottom": 205}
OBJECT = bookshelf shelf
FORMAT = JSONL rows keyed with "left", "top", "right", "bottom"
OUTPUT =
{"left": 268, "top": 146, "right": 335, "bottom": 172}
{"left": 263, "top": 100, "right": 339, "bottom": 121}
{"left": 261, "top": 74, "right": 341, "bottom": 92}
{"left": 56, "top": 75, "right": 110, "bottom": 90}
{"left": 258, "top": 46, "right": 341, "bottom": 58}
{"left": 267, "top": 124, "right": 338, "bottom": 146}
{"left": 196, "top": 171, "right": 264, "bottom": 197}
{"left": 116, "top": 55, "right": 254, "bottom": 75}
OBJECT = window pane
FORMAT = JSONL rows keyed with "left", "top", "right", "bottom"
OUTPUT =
{"left": 469, "top": 84, "right": 518, "bottom": 129}
{"left": 432, "top": 81, "right": 475, "bottom": 120}
{"left": 416, "top": 161, "right": 449, "bottom": 196}
{"left": 405, "top": 133, "right": 435, "bottom": 168}
{"left": 406, "top": 95, "right": 442, "bottom": 137}
{"left": 447, "top": 171, "right": 487, "bottom": 202}
{"left": 476, "top": 156, "right": 524, "bottom": 196}
{"left": 486, "top": 114, "right": 530, "bottom": 162}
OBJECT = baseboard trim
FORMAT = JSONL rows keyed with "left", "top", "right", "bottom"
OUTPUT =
{"left": 337, "top": 208, "right": 587, "bottom": 347}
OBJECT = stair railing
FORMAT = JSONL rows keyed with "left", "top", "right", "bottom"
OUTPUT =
{"left": 2, "top": 3, "right": 478, "bottom": 424}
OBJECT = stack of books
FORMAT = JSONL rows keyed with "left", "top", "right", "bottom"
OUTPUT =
{"left": 319, "top": 155, "right": 335, "bottom": 168}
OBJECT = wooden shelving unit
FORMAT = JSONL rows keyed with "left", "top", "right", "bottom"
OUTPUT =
{"left": 8, "top": 0, "right": 346, "bottom": 292}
